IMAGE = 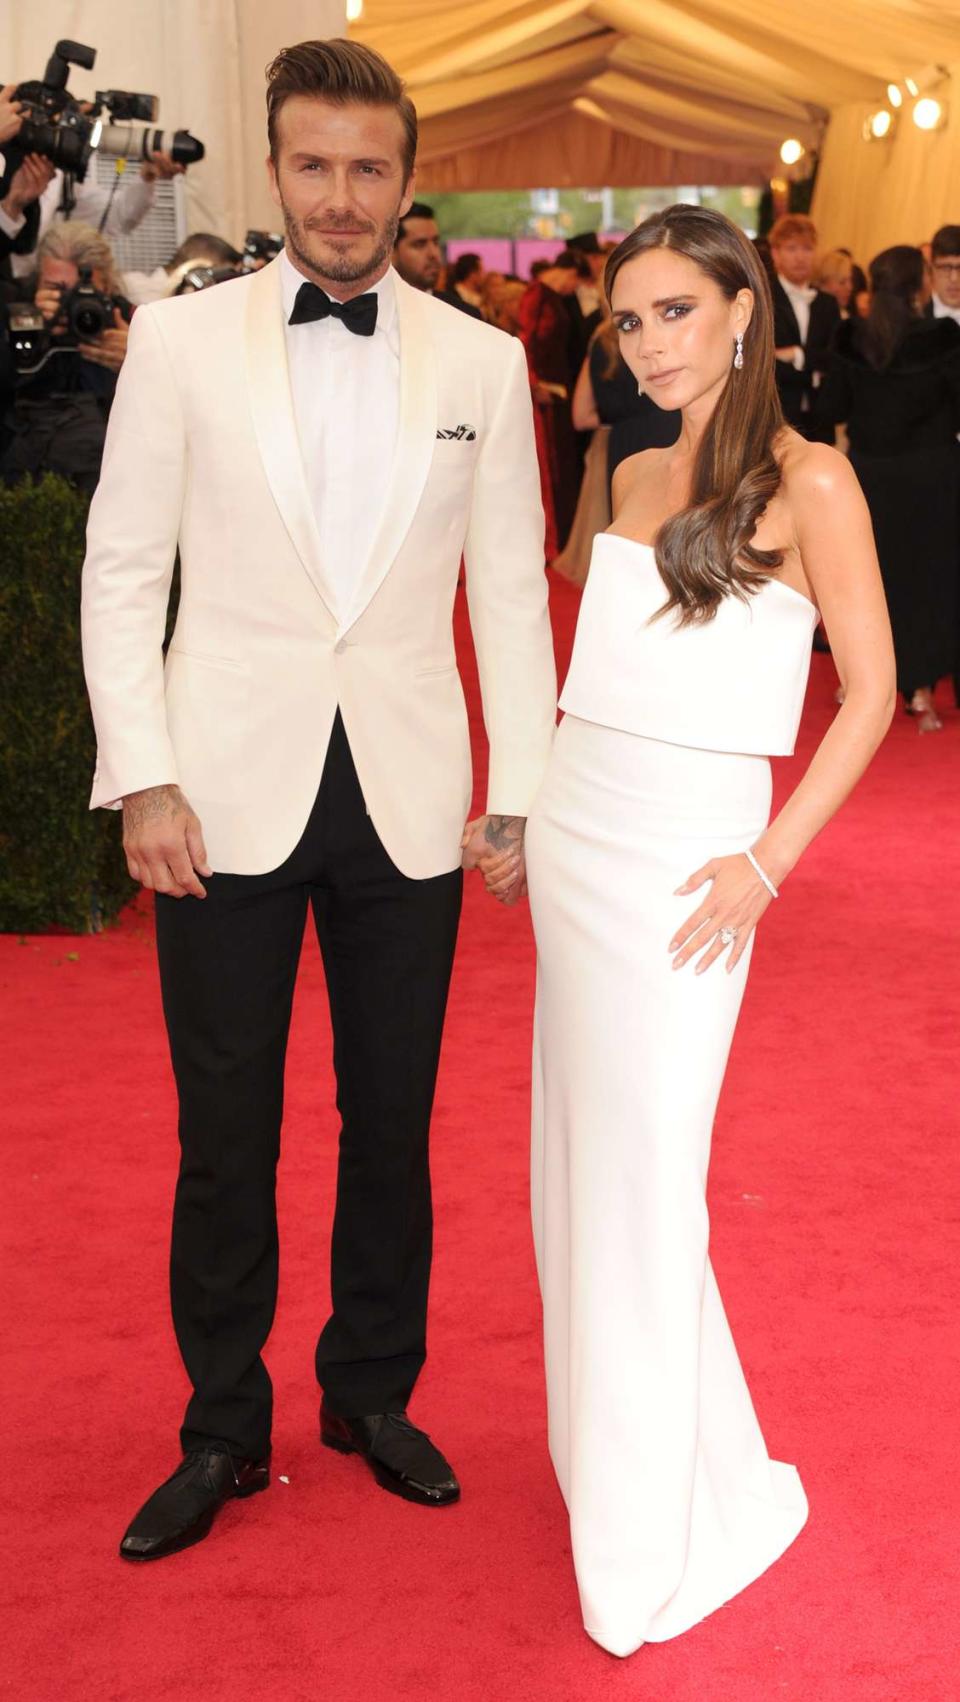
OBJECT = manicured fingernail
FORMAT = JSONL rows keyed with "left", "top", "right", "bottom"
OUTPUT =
{"left": 668, "top": 939, "right": 678, "bottom": 950}
{"left": 672, "top": 957, "right": 682, "bottom": 970}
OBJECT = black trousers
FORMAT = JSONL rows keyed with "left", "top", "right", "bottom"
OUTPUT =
{"left": 155, "top": 713, "right": 463, "bottom": 1459}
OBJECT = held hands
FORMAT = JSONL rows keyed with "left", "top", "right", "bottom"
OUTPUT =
{"left": 122, "top": 784, "right": 212, "bottom": 899}
{"left": 669, "top": 853, "right": 776, "bottom": 975}
{"left": 461, "top": 814, "right": 527, "bottom": 906}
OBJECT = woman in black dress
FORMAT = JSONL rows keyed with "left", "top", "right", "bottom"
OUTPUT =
{"left": 820, "top": 246, "right": 960, "bottom": 730}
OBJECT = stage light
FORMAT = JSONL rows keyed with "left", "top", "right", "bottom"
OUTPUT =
{"left": 863, "top": 109, "right": 894, "bottom": 141}
{"left": 913, "top": 97, "right": 944, "bottom": 130}
{"left": 887, "top": 84, "right": 902, "bottom": 108}
{"left": 779, "top": 138, "right": 804, "bottom": 165}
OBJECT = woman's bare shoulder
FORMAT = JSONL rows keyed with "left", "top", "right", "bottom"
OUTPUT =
{"left": 775, "top": 428, "right": 858, "bottom": 502}
{"left": 611, "top": 446, "right": 668, "bottom": 501}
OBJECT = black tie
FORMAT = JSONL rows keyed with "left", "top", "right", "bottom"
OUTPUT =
{"left": 288, "top": 281, "right": 378, "bottom": 336}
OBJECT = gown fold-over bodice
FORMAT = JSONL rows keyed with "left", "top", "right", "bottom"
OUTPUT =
{"left": 558, "top": 533, "right": 819, "bottom": 756}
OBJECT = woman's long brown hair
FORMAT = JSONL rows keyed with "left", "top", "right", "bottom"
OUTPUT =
{"left": 605, "top": 205, "right": 785, "bottom": 625}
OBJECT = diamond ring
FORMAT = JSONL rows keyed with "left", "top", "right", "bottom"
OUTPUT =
{"left": 718, "top": 926, "right": 738, "bottom": 946}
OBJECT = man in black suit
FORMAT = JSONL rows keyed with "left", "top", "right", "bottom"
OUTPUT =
{"left": 435, "top": 251, "right": 485, "bottom": 320}
{"left": 926, "top": 224, "right": 960, "bottom": 326}
{"left": 769, "top": 213, "right": 840, "bottom": 443}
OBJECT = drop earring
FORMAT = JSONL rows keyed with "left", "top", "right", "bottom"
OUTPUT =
{"left": 734, "top": 333, "right": 744, "bottom": 370}
{"left": 637, "top": 381, "right": 644, "bottom": 397}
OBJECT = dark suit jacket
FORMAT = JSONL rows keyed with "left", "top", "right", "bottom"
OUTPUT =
{"left": 0, "top": 156, "right": 42, "bottom": 276}
{"left": 772, "top": 277, "right": 840, "bottom": 441}
{"left": 433, "top": 286, "right": 484, "bottom": 322}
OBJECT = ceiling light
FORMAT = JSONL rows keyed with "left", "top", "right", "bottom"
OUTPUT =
{"left": 346, "top": 0, "right": 364, "bottom": 20}
{"left": 887, "top": 84, "right": 902, "bottom": 108}
{"left": 905, "top": 77, "right": 919, "bottom": 96}
{"left": 863, "top": 109, "right": 894, "bottom": 140}
{"left": 779, "top": 138, "right": 804, "bottom": 165}
{"left": 913, "top": 97, "right": 944, "bottom": 130}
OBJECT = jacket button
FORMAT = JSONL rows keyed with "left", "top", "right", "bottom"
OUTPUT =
{"left": 334, "top": 640, "right": 347, "bottom": 654}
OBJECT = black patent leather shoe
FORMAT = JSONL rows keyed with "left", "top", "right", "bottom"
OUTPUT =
{"left": 119, "top": 1447, "right": 270, "bottom": 1561}
{"left": 320, "top": 1401, "right": 460, "bottom": 1507}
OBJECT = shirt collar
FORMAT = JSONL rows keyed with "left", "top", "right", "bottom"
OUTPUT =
{"left": 777, "top": 273, "right": 816, "bottom": 305}
{"left": 932, "top": 293, "right": 960, "bottom": 323}
{"left": 279, "top": 249, "right": 398, "bottom": 342}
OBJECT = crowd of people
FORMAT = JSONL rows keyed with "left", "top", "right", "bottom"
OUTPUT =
{"left": 2, "top": 65, "right": 958, "bottom": 728}
{"left": 392, "top": 203, "right": 960, "bottom": 732}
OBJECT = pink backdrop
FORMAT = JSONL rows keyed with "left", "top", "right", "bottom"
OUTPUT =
{"left": 445, "top": 236, "right": 622, "bottom": 278}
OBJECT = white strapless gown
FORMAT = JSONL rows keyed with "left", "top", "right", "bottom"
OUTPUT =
{"left": 525, "top": 535, "right": 817, "bottom": 1656}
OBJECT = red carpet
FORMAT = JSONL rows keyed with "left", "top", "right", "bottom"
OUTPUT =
{"left": 3, "top": 575, "right": 958, "bottom": 1702}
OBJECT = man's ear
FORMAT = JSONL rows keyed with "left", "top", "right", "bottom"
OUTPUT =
{"left": 398, "top": 170, "right": 417, "bottom": 223}
{"left": 266, "top": 155, "right": 281, "bottom": 210}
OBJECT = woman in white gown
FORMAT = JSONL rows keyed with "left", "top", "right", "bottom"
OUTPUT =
{"left": 485, "top": 207, "right": 895, "bottom": 1657}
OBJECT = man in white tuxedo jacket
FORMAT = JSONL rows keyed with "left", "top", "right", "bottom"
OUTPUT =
{"left": 81, "top": 39, "right": 556, "bottom": 1562}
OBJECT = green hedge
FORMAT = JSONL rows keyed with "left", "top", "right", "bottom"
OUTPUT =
{"left": 0, "top": 474, "right": 135, "bottom": 932}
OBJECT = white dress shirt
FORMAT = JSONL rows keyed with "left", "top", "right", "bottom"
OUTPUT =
{"left": 932, "top": 293, "right": 960, "bottom": 326}
{"left": 4, "top": 169, "right": 156, "bottom": 279}
{"left": 777, "top": 273, "right": 817, "bottom": 370}
{"left": 280, "top": 250, "right": 399, "bottom": 625}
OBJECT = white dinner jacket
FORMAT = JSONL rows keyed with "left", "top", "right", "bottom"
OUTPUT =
{"left": 81, "top": 259, "right": 557, "bottom": 878}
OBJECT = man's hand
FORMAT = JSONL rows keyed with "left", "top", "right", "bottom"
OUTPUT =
{"left": 140, "top": 149, "right": 185, "bottom": 183}
{"left": 461, "top": 814, "right": 527, "bottom": 906}
{"left": 0, "top": 83, "right": 24, "bottom": 147}
{"left": 79, "top": 305, "right": 130, "bottom": 372}
{"left": 122, "top": 784, "right": 212, "bottom": 899}
{"left": 1, "top": 152, "right": 55, "bottom": 217}
{"left": 35, "top": 281, "right": 64, "bottom": 326}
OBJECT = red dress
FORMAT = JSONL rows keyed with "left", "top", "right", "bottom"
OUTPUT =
{"left": 517, "top": 282, "right": 580, "bottom": 561}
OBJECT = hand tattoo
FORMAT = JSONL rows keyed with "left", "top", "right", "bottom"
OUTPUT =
{"left": 122, "top": 784, "right": 185, "bottom": 828}
{"left": 483, "top": 815, "right": 525, "bottom": 853}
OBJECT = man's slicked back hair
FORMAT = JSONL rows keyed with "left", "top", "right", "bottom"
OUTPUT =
{"left": 266, "top": 38, "right": 417, "bottom": 180}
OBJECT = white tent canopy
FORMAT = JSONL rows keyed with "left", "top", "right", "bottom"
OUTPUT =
{"left": 353, "top": 0, "right": 960, "bottom": 257}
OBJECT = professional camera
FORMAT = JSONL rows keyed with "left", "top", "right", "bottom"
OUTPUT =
{"left": 175, "top": 263, "right": 242, "bottom": 295}
{"left": 242, "top": 230, "right": 284, "bottom": 271}
{"left": 5, "top": 39, "right": 204, "bottom": 181}
{"left": 57, "top": 268, "right": 117, "bottom": 338}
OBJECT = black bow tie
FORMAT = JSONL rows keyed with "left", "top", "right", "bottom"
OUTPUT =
{"left": 288, "top": 281, "right": 378, "bottom": 336}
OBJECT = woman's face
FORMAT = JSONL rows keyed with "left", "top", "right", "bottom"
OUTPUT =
{"left": 824, "top": 266, "right": 853, "bottom": 310}
{"left": 610, "top": 246, "right": 751, "bottom": 413}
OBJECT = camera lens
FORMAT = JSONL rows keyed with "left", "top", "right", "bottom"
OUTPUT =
{"left": 71, "top": 299, "right": 108, "bottom": 337}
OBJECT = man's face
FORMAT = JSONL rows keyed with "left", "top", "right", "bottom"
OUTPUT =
{"left": 39, "top": 258, "right": 80, "bottom": 294}
{"left": 772, "top": 237, "right": 816, "bottom": 287}
{"left": 932, "top": 253, "right": 960, "bottom": 309}
{"left": 394, "top": 216, "right": 442, "bottom": 291}
{"left": 267, "top": 96, "right": 413, "bottom": 291}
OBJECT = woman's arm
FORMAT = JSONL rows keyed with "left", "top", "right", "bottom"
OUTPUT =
{"left": 572, "top": 351, "right": 601, "bottom": 430}
{"left": 754, "top": 445, "right": 895, "bottom": 887}
{"left": 670, "top": 445, "right": 895, "bottom": 974}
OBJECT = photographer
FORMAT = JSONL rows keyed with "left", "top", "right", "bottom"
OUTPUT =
{"left": 1, "top": 146, "right": 184, "bottom": 281}
{"left": 2, "top": 220, "right": 132, "bottom": 493}
{"left": 124, "top": 231, "right": 242, "bottom": 306}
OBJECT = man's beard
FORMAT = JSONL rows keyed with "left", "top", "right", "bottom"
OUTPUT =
{"left": 279, "top": 198, "right": 402, "bottom": 287}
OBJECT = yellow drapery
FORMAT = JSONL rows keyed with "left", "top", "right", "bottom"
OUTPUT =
{"left": 353, "top": 1, "right": 960, "bottom": 254}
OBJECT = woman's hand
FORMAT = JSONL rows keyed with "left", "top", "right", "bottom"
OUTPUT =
{"left": 668, "top": 853, "right": 774, "bottom": 975}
